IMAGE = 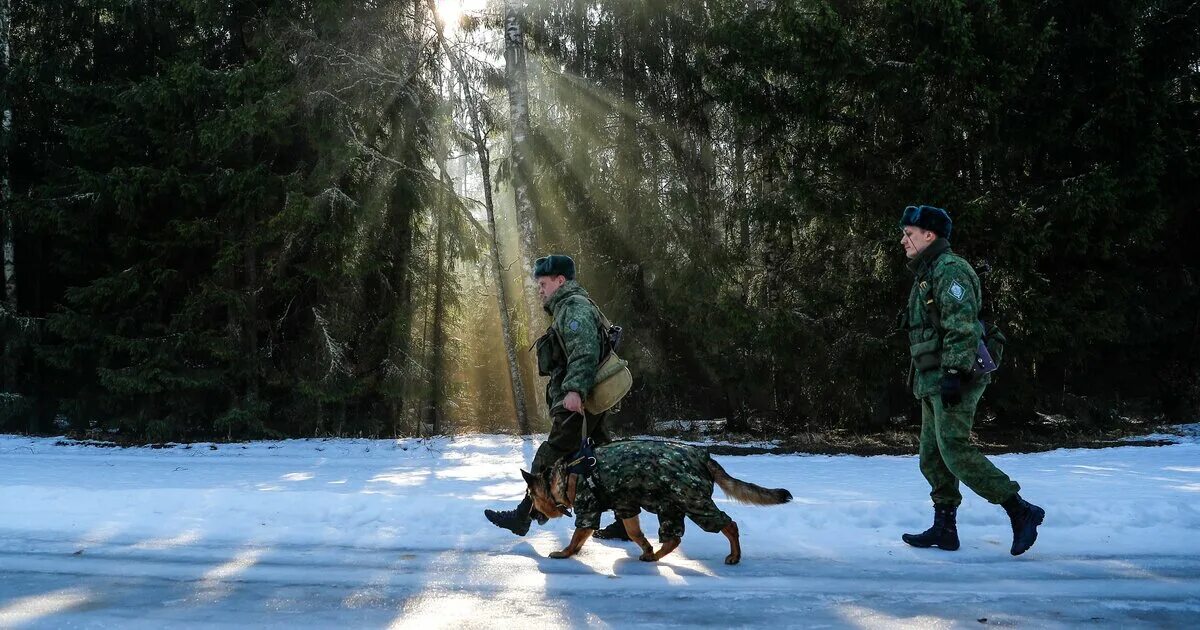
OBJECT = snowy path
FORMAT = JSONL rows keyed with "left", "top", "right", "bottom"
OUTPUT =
{"left": 1, "top": 432, "right": 1199, "bottom": 628}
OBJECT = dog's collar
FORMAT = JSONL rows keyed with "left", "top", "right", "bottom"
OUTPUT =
{"left": 548, "top": 462, "right": 576, "bottom": 514}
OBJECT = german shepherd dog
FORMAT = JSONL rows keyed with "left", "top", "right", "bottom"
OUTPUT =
{"left": 521, "top": 440, "right": 791, "bottom": 565}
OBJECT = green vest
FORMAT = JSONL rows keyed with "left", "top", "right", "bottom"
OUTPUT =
{"left": 904, "top": 239, "right": 989, "bottom": 398}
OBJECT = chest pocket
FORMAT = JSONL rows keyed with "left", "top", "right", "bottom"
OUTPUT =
{"left": 534, "top": 327, "right": 564, "bottom": 376}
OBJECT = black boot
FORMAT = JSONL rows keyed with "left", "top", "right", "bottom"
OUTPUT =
{"left": 593, "top": 520, "right": 631, "bottom": 541}
{"left": 902, "top": 504, "right": 960, "bottom": 551}
{"left": 1002, "top": 494, "right": 1045, "bottom": 556}
{"left": 484, "top": 495, "right": 534, "bottom": 536}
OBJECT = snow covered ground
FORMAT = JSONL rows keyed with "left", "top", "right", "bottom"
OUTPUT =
{"left": 1, "top": 428, "right": 1199, "bottom": 629}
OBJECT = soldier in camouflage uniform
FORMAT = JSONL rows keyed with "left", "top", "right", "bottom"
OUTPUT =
{"left": 898, "top": 205, "right": 1045, "bottom": 556}
{"left": 484, "top": 254, "right": 623, "bottom": 537}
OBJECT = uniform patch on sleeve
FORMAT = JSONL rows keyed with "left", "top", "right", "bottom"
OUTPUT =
{"left": 948, "top": 281, "right": 966, "bottom": 302}
{"left": 568, "top": 320, "right": 580, "bottom": 332}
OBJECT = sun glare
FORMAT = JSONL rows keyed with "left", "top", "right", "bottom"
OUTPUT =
{"left": 436, "top": 0, "right": 462, "bottom": 27}
{"left": 435, "top": 0, "right": 487, "bottom": 33}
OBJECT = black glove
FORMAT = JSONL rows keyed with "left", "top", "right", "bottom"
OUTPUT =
{"left": 940, "top": 371, "right": 963, "bottom": 407}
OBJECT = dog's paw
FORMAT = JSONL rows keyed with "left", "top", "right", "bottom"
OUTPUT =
{"left": 549, "top": 550, "right": 571, "bottom": 559}
{"left": 724, "top": 554, "right": 740, "bottom": 565}
{"left": 639, "top": 552, "right": 656, "bottom": 562}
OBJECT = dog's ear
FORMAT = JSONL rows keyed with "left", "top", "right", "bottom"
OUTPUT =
{"left": 520, "top": 469, "right": 538, "bottom": 487}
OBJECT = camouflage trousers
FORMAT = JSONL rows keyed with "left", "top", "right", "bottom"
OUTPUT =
{"left": 918, "top": 379, "right": 1020, "bottom": 507}
{"left": 530, "top": 406, "right": 610, "bottom": 474}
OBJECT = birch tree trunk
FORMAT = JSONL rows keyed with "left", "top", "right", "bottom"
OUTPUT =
{"left": 430, "top": 5, "right": 531, "bottom": 434}
{"left": 503, "top": 2, "right": 535, "bottom": 262}
{"left": 502, "top": 2, "right": 546, "bottom": 422}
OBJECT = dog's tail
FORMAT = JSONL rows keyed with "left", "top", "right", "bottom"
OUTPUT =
{"left": 707, "top": 458, "right": 792, "bottom": 506}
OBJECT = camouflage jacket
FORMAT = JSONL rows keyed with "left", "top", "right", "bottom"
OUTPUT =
{"left": 570, "top": 440, "right": 719, "bottom": 532}
{"left": 904, "top": 238, "right": 989, "bottom": 398}
{"left": 537, "top": 281, "right": 604, "bottom": 408}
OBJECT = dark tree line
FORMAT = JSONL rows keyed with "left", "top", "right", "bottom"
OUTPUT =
{"left": 1, "top": 0, "right": 478, "bottom": 440}
{"left": 1, "top": 0, "right": 1197, "bottom": 441}
{"left": 519, "top": 0, "right": 1200, "bottom": 431}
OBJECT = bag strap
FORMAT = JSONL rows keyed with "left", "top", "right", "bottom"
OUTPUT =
{"left": 566, "top": 294, "right": 612, "bottom": 330}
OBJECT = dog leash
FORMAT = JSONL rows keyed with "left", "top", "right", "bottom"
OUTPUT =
{"left": 559, "top": 411, "right": 612, "bottom": 507}
{"left": 563, "top": 411, "right": 598, "bottom": 474}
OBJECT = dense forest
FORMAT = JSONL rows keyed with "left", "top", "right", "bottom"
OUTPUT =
{"left": 0, "top": 0, "right": 1197, "bottom": 442}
